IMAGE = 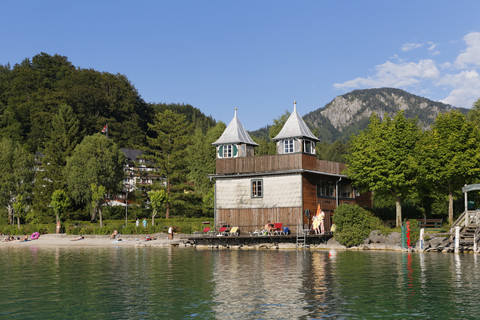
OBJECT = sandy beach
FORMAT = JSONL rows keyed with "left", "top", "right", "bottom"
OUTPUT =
{"left": 0, "top": 234, "right": 187, "bottom": 248}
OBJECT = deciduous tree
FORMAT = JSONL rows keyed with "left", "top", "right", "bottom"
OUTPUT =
{"left": 0, "top": 138, "right": 34, "bottom": 224}
{"left": 347, "top": 112, "right": 420, "bottom": 227}
{"left": 417, "top": 110, "right": 480, "bottom": 223}
{"left": 64, "top": 133, "right": 125, "bottom": 216}
{"left": 148, "top": 189, "right": 166, "bottom": 226}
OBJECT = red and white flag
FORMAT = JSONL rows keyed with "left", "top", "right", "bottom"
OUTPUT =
{"left": 102, "top": 124, "right": 108, "bottom": 133}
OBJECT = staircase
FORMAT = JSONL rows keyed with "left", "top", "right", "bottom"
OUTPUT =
{"left": 451, "top": 210, "right": 480, "bottom": 252}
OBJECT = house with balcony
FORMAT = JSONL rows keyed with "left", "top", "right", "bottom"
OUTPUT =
{"left": 210, "top": 103, "right": 371, "bottom": 233}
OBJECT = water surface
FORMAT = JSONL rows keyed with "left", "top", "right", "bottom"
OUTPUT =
{"left": 1, "top": 246, "right": 479, "bottom": 319}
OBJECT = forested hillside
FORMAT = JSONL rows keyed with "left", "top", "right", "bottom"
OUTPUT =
{"left": 0, "top": 53, "right": 219, "bottom": 223}
{"left": 0, "top": 52, "right": 216, "bottom": 151}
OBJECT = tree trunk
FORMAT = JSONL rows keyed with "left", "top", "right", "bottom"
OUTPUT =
{"left": 165, "top": 180, "right": 170, "bottom": 219}
{"left": 7, "top": 205, "right": 13, "bottom": 225}
{"left": 91, "top": 207, "right": 97, "bottom": 223}
{"left": 152, "top": 209, "right": 156, "bottom": 226}
{"left": 99, "top": 208, "right": 103, "bottom": 228}
{"left": 395, "top": 197, "right": 402, "bottom": 228}
{"left": 17, "top": 216, "right": 20, "bottom": 230}
{"left": 448, "top": 190, "right": 454, "bottom": 224}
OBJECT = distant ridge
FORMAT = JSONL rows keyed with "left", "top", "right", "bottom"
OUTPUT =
{"left": 296, "top": 88, "right": 466, "bottom": 143}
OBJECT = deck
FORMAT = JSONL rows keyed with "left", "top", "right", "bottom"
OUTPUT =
{"left": 186, "top": 233, "right": 333, "bottom": 247}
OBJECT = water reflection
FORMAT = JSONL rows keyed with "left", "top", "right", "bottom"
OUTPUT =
{"left": 2, "top": 247, "right": 480, "bottom": 319}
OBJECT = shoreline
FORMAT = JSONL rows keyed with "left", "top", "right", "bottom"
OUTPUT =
{"left": 0, "top": 232, "right": 452, "bottom": 253}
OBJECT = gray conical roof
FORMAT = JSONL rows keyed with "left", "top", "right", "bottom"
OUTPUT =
{"left": 212, "top": 109, "right": 258, "bottom": 146}
{"left": 273, "top": 101, "right": 319, "bottom": 141}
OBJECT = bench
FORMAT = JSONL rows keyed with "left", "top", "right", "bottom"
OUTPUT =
{"left": 416, "top": 218, "right": 443, "bottom": 229}
{"left": 386, "top": 219, "right": 443, "bottom": 229}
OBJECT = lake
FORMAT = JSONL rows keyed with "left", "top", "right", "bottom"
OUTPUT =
{"left": 1, "top": 246, "right": 479, "bottom": 319}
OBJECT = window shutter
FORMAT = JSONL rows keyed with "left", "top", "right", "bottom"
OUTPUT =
{"left": 218, "top": 146, "right": 224, "bottom": 158}
{"left": 232, "top": 145, "right": 238, "bottom": 157}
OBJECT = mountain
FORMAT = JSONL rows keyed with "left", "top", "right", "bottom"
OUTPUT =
{"left": 302, "top": 88, "right": 468, "bottom": 143}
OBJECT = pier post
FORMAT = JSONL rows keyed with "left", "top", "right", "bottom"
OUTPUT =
{"left": 419, "top": 228, "right": 424, "bottom": 252}
{"left": 474, "top": 233, "right": 477, "bottom": 253}
{"left": 454, "top": 226, "right": 460, "bottom": 254}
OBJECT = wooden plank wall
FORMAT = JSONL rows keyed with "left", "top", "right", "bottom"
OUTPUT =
{"left": 216, "top": 207, "right": 302, "bottom": 232}
{"left": 216, "top": 154, "right": 346, "bottom": 175}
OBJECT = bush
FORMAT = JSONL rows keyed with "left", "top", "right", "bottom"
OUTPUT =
{"left": 333, "top": 204, "right": 384, "bottom": 247}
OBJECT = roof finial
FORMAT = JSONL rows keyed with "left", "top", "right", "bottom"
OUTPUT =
{"left": 293, "top": 100, "right": 297, "bottom": 112}
{"left": 234, "top": 107, "right": 238, "bottom": 117}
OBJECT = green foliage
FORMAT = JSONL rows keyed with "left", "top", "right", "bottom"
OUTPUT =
{"left": 416, "top": 110, "right": 480, "bottom": 223}
{"left": 333, "top": 204, "right": 384, "bottom": 247}
{"left": 90, "top": 184, "right": 106, "bottom": 225}
{"left": 50, "top": 189, "right": 71, "bottom": 223}
{"left": 0, "top": 138, "right": 34, "bottom": 224}
{"left": 347, "top": 112, "right": 420, "bottom": 226}
{"left": 65, "top": 133, "right": 125, "bottom": 205}
{"left": 146, "top": 109, "right": 193, "bottom": 218}
{"left": 317, "top": 140, "right": 349, "bottom": 162}
{"left": 148, "top": 189, "right": 166, "bottom": 224}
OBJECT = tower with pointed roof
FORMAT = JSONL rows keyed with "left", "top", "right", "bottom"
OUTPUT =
{"left": 212, "top": 108, "right": 258, "bottom": 159}
{"left": 209, "top": 103, "right": 372, "bottom": 237}
{"left": 273, "top": 101, "right": 319, "bottom": 155}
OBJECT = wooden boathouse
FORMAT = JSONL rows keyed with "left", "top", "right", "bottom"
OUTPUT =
{"left": 209, "top": 103, "right": 371, "bottom": 235}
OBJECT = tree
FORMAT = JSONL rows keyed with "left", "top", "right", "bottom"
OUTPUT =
{"left": 146, "top": 109, "right": 193, "bottom": 219}
{"left": 64, "top": 133, "right": 125, "bottom": 215}
{"left": 0, "top": 138, "right": 34, "bottom": 224}
{"left": 347, "top": 112, "right": 420, "bottom": 227}
{"left": 148, "top": 189, "right": 166, "bottom": 226}
{"left": 417, "top": 110, "right": 480, "bottom": 223}
{"left": 90, "top": 184, "right": 106, "bottom": 227}
{"left": 34, "top": 104, "right": 81, "bottom": 214}
{"left": 186, "top": 122, "right": 226, "bottom": 215}
{"left": 50, "top": 189, "right": 71, "bottom": 224}
{"left": 12, "top": 194, "right": 26, "bottom": 230}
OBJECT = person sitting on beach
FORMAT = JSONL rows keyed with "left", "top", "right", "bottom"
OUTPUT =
{"left": 71, "top": 235, "right": 84, "bottom": 241}
{"left": 2, "top": 235, "right": 11, "bottom": 242}
{"left": 23, "top": 234, "right": 28, "bottom": 241}
{"left": 110, "top": 230, "right": 118, "bottom": 239}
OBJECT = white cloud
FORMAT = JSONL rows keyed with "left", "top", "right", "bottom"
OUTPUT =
{"left": 438, "top": 70, "right": 480, "bottom": 107}
{"left": 333, "top": 32, "right": 480, "bottom": 108}
{"left": 401, "top": 42, "right": 423, "bottom": 52}
{"left": 455, "top": 32, "right": 480, "bottom": 68}
{"left": 333, "top": 59, "right": 439, "bottom": 89}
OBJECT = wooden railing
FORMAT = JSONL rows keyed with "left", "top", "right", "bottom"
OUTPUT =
{"left": 216, "top": 153, "right": 346, "bottom": 175}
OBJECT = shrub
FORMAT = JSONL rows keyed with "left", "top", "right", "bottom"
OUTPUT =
{"left": 333, "top": 204, "right": 384, "bottom": 247}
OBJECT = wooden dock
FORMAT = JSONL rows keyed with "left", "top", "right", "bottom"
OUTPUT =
{"left": 186, "top": 233, "right": 333, "bottom": 247}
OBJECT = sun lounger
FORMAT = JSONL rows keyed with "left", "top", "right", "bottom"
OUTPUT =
{"left": 217, "top": 226, "right": 229, "bottom": 236}
{"left": 194, "top": 226, "right": 211, "bottom": 237}
{"left": 273, "top": 223, "right": 285, "bottom": 235}
{"left": 227, "top": 227, "right": 239, "bottom": 236}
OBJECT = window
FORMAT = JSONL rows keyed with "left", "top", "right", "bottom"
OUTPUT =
{"left": 223, "top": 145, "right": 232, "bottom": 158}
{"left": 304, "top": 140, "right": 315, "bottom": 154}
{"left": 252, "top": 179, "right": 263, "bottom": 198}
{"left": 340, "top": 184, "right": 354, "bottom": 198}
{"left": 284, "top": 139, "right": 294, "bottom": 153}
{"left": 317, "top": 180, "right": 334, "bottom": 197}
{"left": 218, "top": 144, "right": 238, "bottom": 158}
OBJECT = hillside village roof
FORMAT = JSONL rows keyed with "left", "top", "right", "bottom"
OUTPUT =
{"left": 273, "top": 101, "right": 319, "bottom": 141}
{"left": 212, "top": 109, "right": 258, "bottom": 146}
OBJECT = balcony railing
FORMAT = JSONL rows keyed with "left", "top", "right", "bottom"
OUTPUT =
{"left": 215, "top": 153, "right": 346, "bottom": 176}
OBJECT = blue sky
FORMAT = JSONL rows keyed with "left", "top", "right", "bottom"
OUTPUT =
{"left": 1, "top": 1, "right": 480, "bottom": 130}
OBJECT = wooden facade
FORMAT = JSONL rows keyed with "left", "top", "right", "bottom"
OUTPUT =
{"left": 213, "top": 153, "right": 372, "bottom": 234}
{"left": 216, "top": 153, "right": 346, "bottom": 176}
